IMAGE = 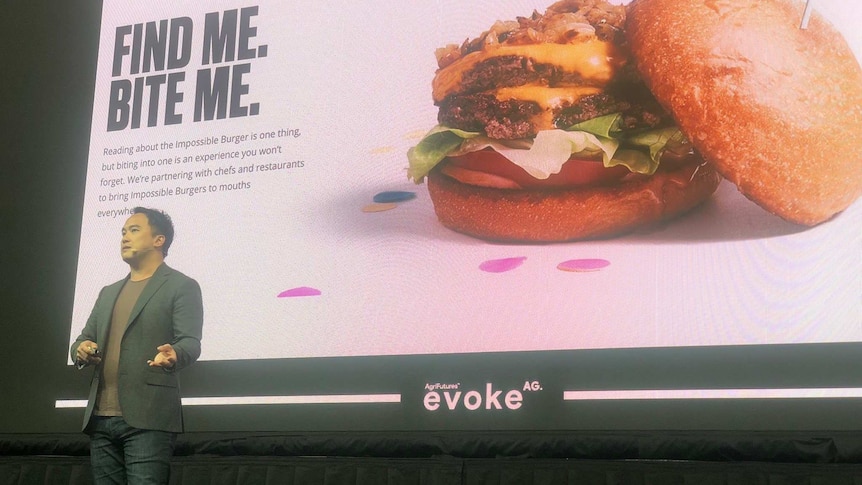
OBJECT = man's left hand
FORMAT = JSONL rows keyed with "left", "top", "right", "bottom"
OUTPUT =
{"left": 148, "top": 344, "right": 177, "bottom": 368}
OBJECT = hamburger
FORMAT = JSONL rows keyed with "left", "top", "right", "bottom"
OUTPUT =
{"left": 407, "top": 0, "right": 722, "bottom": 242}
{"left": 626, "top": 0, "right": 862, "bottom": 225}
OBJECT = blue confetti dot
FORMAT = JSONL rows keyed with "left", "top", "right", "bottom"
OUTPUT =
{"left": 373, "top": 191, "right": 416, "bottom": 203}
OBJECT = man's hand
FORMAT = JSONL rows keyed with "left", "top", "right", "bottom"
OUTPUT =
{"left": 147, "top": 344, "right": 177, "bottom": 368}
{"left": 75, "top": 341, "right": 101, "bottom": 366}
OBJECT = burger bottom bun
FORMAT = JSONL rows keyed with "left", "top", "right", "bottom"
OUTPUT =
{"left": 427, "top": 159, "right": 722, "bottom": 242}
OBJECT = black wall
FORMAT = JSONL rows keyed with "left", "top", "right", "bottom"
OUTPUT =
{"left": 3, "top": 0, "right": 101, "bottom": 433}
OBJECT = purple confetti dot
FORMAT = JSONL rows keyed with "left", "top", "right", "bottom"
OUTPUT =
{"left": 278, "top": 287, "right": 322, "bottom": 297}
{"left": 479, "top": 257, "right": 527, "bottom": 273}
{"left": 557, "top": 259, "right": 610, "bottom": 272}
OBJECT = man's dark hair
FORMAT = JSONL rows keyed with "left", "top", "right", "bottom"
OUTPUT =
{"left": 133, "top": 207, "right": 175, "bottom": 257}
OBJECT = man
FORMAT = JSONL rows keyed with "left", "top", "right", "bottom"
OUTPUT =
{"left": 71, "top": 207, "right": 203, "bottom": 484}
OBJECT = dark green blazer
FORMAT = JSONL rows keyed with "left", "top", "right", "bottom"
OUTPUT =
{"left": 71, "top": 263, "right": 203, "bottom": 433}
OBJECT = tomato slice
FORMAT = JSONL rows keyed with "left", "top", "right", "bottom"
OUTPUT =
{"left": 443, "top": 149, "right": 631, "bottom": 189}
{"left": 440, "top": 164, "right": 524, "bottom": 189}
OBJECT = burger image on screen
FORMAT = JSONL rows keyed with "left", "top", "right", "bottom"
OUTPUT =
{"left": 407, "top": 0, "right": 862, "bottom": 242}
{"left": 407, "top": 0, "right": 722, "bottom": 242}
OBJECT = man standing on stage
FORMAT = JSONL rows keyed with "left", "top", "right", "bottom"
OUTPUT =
{"left": 72, "top": 207, "right": 203, "bottom": 484}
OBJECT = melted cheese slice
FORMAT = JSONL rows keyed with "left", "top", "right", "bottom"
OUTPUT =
{"left": 432, "top": 39, "right": 624, "bottom": 102}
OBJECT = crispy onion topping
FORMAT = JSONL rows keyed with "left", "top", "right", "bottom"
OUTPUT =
{"left": 435, "top": 0, "right": 625, "bottom": 69}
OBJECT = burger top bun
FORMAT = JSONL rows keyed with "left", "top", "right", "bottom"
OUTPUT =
{"left": 625, "top": 0, "right": 862, "bottom": 225}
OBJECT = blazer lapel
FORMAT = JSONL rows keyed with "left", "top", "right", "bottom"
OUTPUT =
{"left": 125, "top": 263, "right": 171, "bottom": 331}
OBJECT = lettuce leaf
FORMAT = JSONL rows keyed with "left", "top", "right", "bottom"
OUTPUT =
{"left": 406, "top": 126, "right": 480, "bottom": 182}
{"left": 568, "top": 113, "right": 624, "bottom": 138}
{"left": 407, "top": 117, "right": 688, "bottom": 183}
{"left": 626, "top": 127, "right": 690, "bottom": 162}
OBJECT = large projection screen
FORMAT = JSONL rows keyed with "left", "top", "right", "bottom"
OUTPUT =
{"left": 56, "top": 0, "right": 862, "bottom": 433}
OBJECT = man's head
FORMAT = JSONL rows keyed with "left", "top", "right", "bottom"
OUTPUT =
{"left": 121, "top": 207, "right": 175, "bottom": 263}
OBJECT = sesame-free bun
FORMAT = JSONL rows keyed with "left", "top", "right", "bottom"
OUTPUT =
{"left": 626, "top": 0, "right": 862, "bottom": 225}
{"left": 426, "top": 159, "right": 722, "bottom": 242}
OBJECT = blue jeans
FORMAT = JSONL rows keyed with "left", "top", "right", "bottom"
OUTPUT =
{"left": 88, "top": 416, "right": 176, "bottom": 485}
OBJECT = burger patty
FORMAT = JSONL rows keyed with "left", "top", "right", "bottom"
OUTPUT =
{"left": 444, "top": 56, "right": 594, "bottom": 99}
{"left": 438, "top": 91, "right": 672, "bottom": 140}
{"left": 438, "top": 94, "right": 541, "bottom": 139}
{"left": 556, "top": 92, "right": 671, "bottom": 130}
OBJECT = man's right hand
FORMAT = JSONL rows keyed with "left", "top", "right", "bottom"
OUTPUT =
{"left": 75, "top": 341, "right": 102, "bottom": 366}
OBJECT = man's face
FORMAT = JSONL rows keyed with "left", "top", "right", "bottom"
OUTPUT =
{"left": 121, "top": 213, "right": 164, "bottom": 262}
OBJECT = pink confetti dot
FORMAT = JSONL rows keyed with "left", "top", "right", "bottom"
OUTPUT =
{"left": 479, "top": 257, "right": 526, "bottom": 273}
{"left": 278, "top": 287, "right": 322, "bottom": 297}
{"left": 557, "top": 259, "right": 610, "bottom": 272}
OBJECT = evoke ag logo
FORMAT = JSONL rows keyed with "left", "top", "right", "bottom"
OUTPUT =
{"left": 423, "top": 381, "right": 543, "bottom": 411}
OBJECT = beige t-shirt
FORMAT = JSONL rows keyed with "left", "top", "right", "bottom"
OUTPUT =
{"left": 94, "top": 278, "right": 149, "bottom": 416}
